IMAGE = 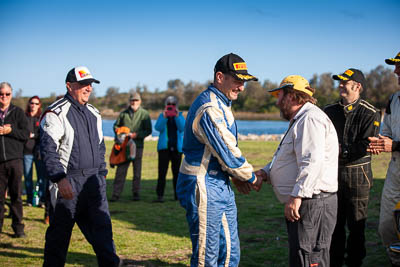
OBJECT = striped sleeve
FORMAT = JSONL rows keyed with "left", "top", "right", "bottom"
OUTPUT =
{"left": 193, "top": 105, "right": 255, "bottom": 182}
{"left": 40, "top": 112, "right": 67, "bottom": 183}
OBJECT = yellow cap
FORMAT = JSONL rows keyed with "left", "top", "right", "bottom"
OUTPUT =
{"left": 268, "top": 75, "right": 313, "bottom": 97}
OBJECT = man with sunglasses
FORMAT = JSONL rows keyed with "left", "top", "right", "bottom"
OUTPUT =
{"left": 0, "top": 82, "right": 29, "bottom": 238}
{"left": 324, "top": 69, "right": 380, "bottom": 267}
{"left": 40, "top": 67, "right": 120, "bottom": 266}
{"left": 110, "top": 92, "right": 152, "bottom": 202}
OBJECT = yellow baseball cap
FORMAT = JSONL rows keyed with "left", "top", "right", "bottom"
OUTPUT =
{"left": 268, "top": 75, "right": 313, "bottom": 97}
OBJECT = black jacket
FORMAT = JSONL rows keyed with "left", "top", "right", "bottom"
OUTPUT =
{"left": 0, "top": 104, "right": 29, "bottom": 162}
{"left": 24, "top": 115, "right": 40, "bottom": 156}
{"left": 324, "top": 98, "right": 381, "bottom": 165}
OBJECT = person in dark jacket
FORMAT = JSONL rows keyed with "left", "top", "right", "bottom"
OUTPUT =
{"left": 0, "top": 82, "right": 29, "bottom": 238}
{"left": 40, "top": 66, "right": 120, "bottom": 267}
{"left": 324, "top": 69, "right": 381, "bottom": 267}
{"left": 154, "top": 96, "right": 185, "bottom": 202}
{"left": 23, "top": 96, "right": 46, "bottom": 207}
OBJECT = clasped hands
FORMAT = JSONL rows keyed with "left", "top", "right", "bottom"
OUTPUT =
{"left": 0, "top": 124, "right": 12, "bottom": 135}
{"left": 231, "top": 169, "right": 270, "bottom": 195}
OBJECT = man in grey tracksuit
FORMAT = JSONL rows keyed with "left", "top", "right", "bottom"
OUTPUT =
{"left": 369, "top": 52, "right": 400, "bottom": 266}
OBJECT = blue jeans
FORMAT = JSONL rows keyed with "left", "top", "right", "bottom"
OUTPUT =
{"left": 23, "top": 154, "right": 47, "bottom": 204}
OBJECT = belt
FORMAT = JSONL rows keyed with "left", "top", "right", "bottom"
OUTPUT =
{"left": 304, "top": 191, "right": 336, "bottom": 200}
{"left": 67, "top": 168, "right": 98, "bottom": 176}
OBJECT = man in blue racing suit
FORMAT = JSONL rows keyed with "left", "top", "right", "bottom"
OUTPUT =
{"left": 177, "top": 53, "right": 263, "bottom": 267}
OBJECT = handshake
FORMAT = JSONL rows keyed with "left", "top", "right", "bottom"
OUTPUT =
{"left": 231, "top": 169, "right": 269, "bottom": 195}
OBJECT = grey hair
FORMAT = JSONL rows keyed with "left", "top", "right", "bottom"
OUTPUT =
{"left": 165, "top": 96, "right": 178, "bottom": 106}
{"left": 0, "top": 82, "right": 12, "bottom": 91}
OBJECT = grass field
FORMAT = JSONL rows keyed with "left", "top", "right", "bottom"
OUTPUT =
{"left": 0, "top": 140, "right": 393, "bottom": 266}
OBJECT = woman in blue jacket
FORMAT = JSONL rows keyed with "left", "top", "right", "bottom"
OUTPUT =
{"left": 155, "top": 96, "right": 185, "bottom": 202}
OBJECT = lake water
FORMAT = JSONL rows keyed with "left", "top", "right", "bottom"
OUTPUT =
{"left": 102, "top": 119, "right": 289, "bottom": 137}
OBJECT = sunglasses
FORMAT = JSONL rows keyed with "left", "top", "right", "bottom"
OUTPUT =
{"left": 167, "top": 103, "right": 176, "bottom": 106}
{"left": 0, "top": 93, "right": 11, "bottom": 97}
{"left": 30, "top": 102, "right": 40, "bottom": 105}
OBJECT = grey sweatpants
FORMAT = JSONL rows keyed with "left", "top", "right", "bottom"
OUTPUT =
{"left": 379, "top": 153, "right": 400, "bottom": 264}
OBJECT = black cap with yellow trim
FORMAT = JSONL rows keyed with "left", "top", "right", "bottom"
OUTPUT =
{"left": 268, "top": 75, "right": 313, "bottom": 97}
{"left": 332, "top": 68, "right": 366, "bottom": 89}
{"left": 214, "top": 53, "right": 258, "bottom": 82}
{"left": 385, "top": 52, "right": 400, "bottom": 65}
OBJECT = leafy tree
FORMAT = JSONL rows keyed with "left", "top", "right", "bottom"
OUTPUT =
{"left": 310, "top": 72, "right": 339, "bottom": 107}
{"left": 14, "top": 88, "right": 23, "bottom": 98}
{"left": 105, "top": 87, "right": 120, "bottom": 109}
{"left": 167, "top": 79, "right": 184, "bottom": 91}
{"left": 364, "top": 65, "right": 398, "bottom": 109}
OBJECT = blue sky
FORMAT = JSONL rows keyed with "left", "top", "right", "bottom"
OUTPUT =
{"left": 1, "top": 0, "right": 399, "bottom": 97}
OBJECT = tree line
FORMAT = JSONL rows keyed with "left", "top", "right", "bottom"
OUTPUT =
{"left": 13, "top": 65, "right": 398, "bottom": 119}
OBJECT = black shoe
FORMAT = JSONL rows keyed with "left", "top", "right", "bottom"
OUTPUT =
{"left": 110, "top": 196, "right": 119, "bottom": 202}
{"left": 12, "top": 232, "right": 26, "bottom": 238}
{"left": 154, "top": 196, "right": 164, "bottom": 203}
{"left": 132, "top": 193, "right": 140, "bottom": 201}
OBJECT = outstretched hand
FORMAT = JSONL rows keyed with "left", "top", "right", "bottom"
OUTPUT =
{"left": 367, "top": 134, "right": 392, "bottom": 154}
{"left": 231, "top": 177, "right": 252, "bottom": 194}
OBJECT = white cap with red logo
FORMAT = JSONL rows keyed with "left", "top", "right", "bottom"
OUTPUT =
{"left": 65, "top": 66, "right": 100, "bottom": 84}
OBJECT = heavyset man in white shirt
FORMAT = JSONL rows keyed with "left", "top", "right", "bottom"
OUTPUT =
{"left": 256, "top": 75, "right": 339, "bottom": 267}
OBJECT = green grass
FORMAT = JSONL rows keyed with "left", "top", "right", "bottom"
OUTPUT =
{"left": 0, "top": 141, "right": 393, "bottom": 266}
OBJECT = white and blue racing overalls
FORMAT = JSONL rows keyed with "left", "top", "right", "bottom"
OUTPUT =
{"left": 177, "top": 85, "right": 255, "bottom": 267}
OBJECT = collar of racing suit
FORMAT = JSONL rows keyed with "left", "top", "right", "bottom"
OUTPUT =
{"left": 65, "top": 93, "right": 87, "bottom": 111}
{"left": 339, "top": 97, "right": 361, "bottom": 114}
{"left": 208, "top": 85, "right": 232, "bottom": 107}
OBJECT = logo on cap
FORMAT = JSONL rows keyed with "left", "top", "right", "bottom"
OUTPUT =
{"left": 344, "top": 69, "right": 354, "bottom": 76}
{"left": 233, "top": 62, "right": 247, "bottom": 71}
{"left": 79, "top": 70, "right": 90, "bottom": 78}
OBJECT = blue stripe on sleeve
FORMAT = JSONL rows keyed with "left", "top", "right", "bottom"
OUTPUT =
{"left": 199, "top": 111, "right": 246, "bottom": 169}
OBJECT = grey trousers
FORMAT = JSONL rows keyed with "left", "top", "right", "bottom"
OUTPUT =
{"left": 286, "top": 193, "right": 337, "bottom": 267}
{"left": 112, "top": 147, "right": 143, "bottom": 198}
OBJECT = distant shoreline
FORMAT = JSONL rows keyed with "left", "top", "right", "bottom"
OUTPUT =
{"left": 104, "top": 133, "right": 284, "bottom": 142}
{"left": 101, "top": 110, "right": 282, "bottom": 121}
